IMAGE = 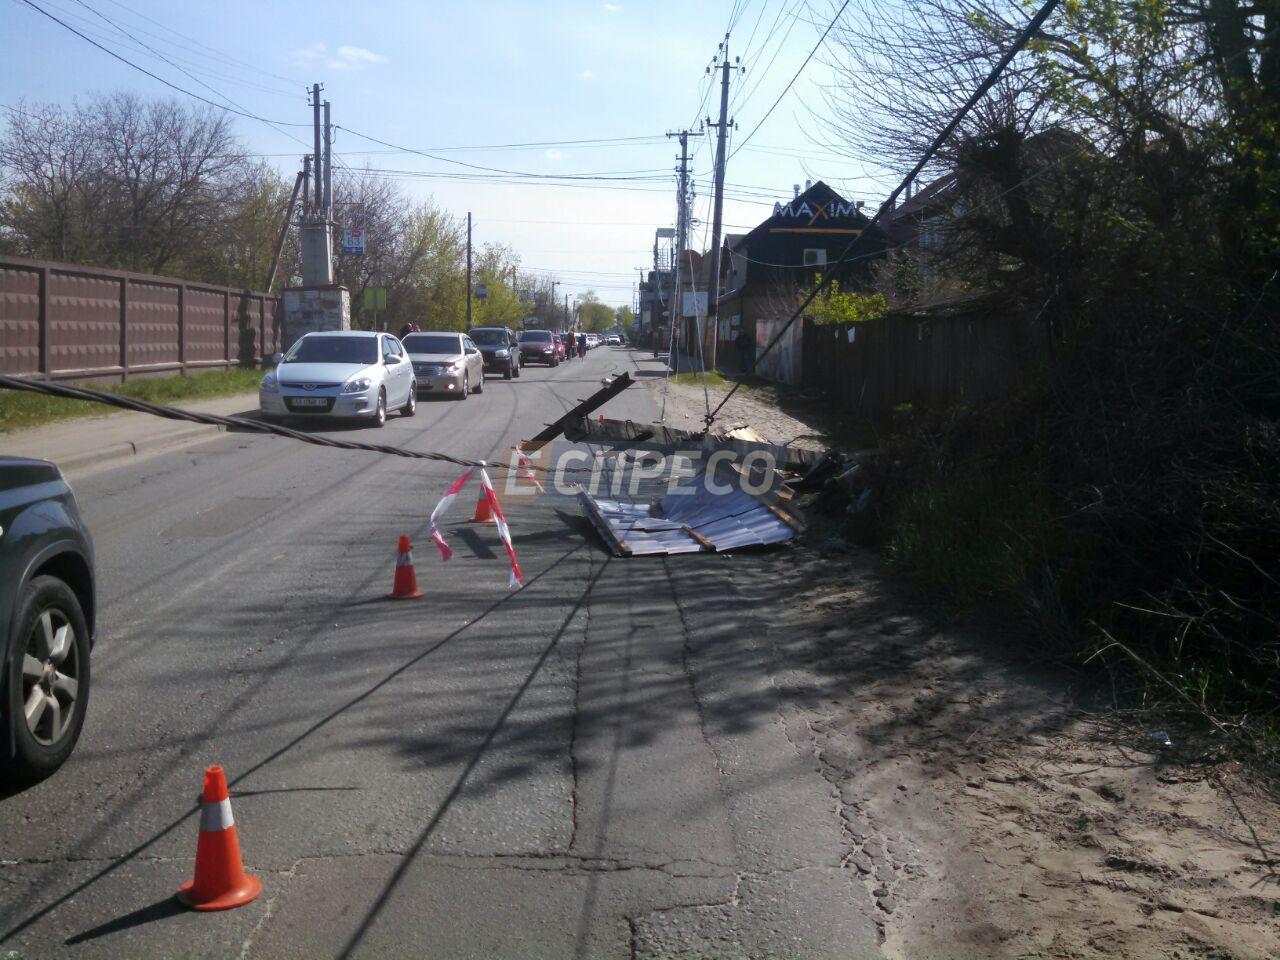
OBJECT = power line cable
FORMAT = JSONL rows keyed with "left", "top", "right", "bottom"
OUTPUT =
{"left": 15, "top": 0, "right": 311, "bottom": 126}
{"left": 100, "top": 0, "right": 297, "bottom": 84}
{"left": 0, "top": 374, "right": 533, "bottom": 470}
{"left": 729, "top": 0, "right": 850, "bottom": 160}
{"left": 705, "top": 0, "right": 1063, "bottom": 427}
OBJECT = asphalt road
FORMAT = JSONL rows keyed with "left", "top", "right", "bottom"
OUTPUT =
{"left": 0, "top": 347, "right": 877, "bottom": 959}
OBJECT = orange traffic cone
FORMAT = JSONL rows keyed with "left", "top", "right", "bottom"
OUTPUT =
{"left": 468, "top": 491, "right": 494, "bottom": 524}
{"left": 387, "top": 535, "right": 423, "bottom": 599}
{"left": 177, "top": 765, "right": 262, "bottom": 911}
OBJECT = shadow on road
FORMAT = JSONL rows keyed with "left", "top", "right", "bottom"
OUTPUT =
{"left": 64, "top": 896, "right": 185, "bottom": 945}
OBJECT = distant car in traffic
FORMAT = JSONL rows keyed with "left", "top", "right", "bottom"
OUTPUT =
{"left": 606, "top": 334, "right": 621, "bottom": 346}
{"left": 469, "top": 326, "right": 521, "bottom": 380}
{"left": 260, "top": 331, "right": 416, "bottom": 428}
{"left": 586, "top": 333, "right": 602, "bottom": 349}
{"left": 552, "top": 333, "right": 568, "bottom": 361}
{"left": 402, "top": 331, "right": 484, "bottom": 400}
{"left": 518, "top": 329, "right": 559, "bottom": 367}
{"left": 1, "top": 457, "right": 95, "bottom": 784}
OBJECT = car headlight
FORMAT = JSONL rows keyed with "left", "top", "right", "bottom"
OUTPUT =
{"left": 342, "top": 377, "right": 373, "bottom": 394}
{"left": 495, "top": 349, "right": 510, "bottom": 358}
{"left": 260, "top": 375, "right": 278, "bottom": 393}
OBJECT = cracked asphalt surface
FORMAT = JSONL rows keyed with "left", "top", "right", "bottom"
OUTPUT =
{"left": 0, "top": 347, "right": 879, "bottom": 959}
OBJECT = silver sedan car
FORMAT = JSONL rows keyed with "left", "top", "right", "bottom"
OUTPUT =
{"left": 402, "top": 331, "right": 485, "bottom": 400}
{"left": 259, "top": 330, "right": 416, "bottom": 427}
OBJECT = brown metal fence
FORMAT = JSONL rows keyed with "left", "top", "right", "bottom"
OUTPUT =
{"left": 0, "top": 255, "right": 281, "bottom": 381}
{"left": 800, "top": 302, "right": 1047, "bottom": 424}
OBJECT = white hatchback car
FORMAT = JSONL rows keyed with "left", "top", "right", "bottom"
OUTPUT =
{"left": 259, "top": 331, "right": 416, "bottom": 427}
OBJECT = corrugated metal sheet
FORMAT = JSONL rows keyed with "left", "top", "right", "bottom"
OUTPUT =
{"left": 578, "top": 467, "right": 799, "bottom": 557}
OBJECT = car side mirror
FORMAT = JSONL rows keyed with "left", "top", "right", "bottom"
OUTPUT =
{"left": 267, "top": 352, "right": 284, "bottom": 366}
{"left": 466, "top": 347, "right": 479, "bottom": 355}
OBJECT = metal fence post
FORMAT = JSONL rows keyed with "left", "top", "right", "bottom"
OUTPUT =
{"left": 37, "top": 266, "right": 48, "bottom": 376}
{"left": 119, "top": 276, "right": 130, "bottom": 380}
{"left": 224, "top": 290, "right": 232, "bottom": 369}
{"left": 177, "top": 283, "right": 186, "bottom": 375}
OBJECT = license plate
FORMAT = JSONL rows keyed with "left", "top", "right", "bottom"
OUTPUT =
{"left": 290, "top": 397, "right": 328, "bottom": 407}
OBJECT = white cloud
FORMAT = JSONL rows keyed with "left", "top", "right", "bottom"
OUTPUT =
{"left": 579, "top": 69, "right": 594, "bottom": 80}
{"left": 335, "top": 45, "right": 388, "bottom": 66}
{"left": 289, "top": 43, "right": 388, "bottom": 71}
{"left": 601, "top": 2, "right": 622, "bottom": 10}
{"left": 544, "top": 149, "right": 566, "bottom": 161}
{"left": 289, "top": 42, "right": 326, "bottom": 63}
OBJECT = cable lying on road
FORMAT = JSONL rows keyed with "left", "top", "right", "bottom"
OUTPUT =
{"left": 0, "top": 374, "right": 530, "bottom": 471}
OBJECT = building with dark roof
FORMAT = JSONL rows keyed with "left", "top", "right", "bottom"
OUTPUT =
{"left": 712, "top": 181, "right": 889, "bottom": 381}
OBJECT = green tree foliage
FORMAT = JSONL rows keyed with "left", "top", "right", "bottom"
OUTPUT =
{"left": 614, "top": 304, "right": 636, "bottom": 337}
{"left": 809, "top": 283, "right": 888, "bottom": 325}
{"left": 825, "top": 0, "right": 1280, "bottom": 747}
{"left": 577, "top": 289, "right": 615, "bottom": 332}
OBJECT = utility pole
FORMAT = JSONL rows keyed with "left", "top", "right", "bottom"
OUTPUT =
{"left": 564, "top": 294, "right": 569, "bottom": 331}
{"left": 300, "top": 83, "right": 333, "bottom": 286}
{"left": 706, "top": 38, "right": 739, "bottom": 372}
{"left": 666, "top": 128, "right": 693, "bottom": 367}
{"left": 311, "top": 84, "right": 323, "bottom": 215}
{"left": 302, "top": 154, "right": 312, "bottom": 210}
{"left": 549, "top": 280, "right": 560, "bottom": 329}
{"left": 265, "top": 169, "right": 305, "bottom": 292}
{"left": 323, "top": 100, "right": 332, "bottom": 219}
{"left": 466, "top": 212, "right": 473, "bottom": 330}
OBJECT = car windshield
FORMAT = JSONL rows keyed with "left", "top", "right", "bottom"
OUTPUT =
{"left": 402, "top": 333, "right": 461, "bottom": 355}
{"left": 520, "top": 330, "right": 553, "bottom": 342}
{"left": 283, "top": 336, "right": 377, "bottom": 365}
{"left": 469, "top": 329, "right": 507, "bottom": 345}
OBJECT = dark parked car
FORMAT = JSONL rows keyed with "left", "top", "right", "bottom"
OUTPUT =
{"left": 1, "top": 458, "right": 95, "bottom": 783}
{"left": 518, "top": 329, "right": 559, "bottom": 367}
{"left": 468, "top": 326, "right": 521, "bottom": 380}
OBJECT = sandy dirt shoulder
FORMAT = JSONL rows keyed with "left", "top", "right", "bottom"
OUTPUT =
{"left": 638, "top": 359, "right": 1280, "bottom": 959}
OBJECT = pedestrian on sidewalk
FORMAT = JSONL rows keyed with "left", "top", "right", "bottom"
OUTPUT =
{"left": 735, "top": 328, "right": 753, "bottom": 374}
{"left": 565, "top": 330, "right": 576, "bottom": 359}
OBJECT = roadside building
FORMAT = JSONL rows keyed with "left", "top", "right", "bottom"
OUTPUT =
{"left": 714, "top": 180, "right": 889, "bottom": 383}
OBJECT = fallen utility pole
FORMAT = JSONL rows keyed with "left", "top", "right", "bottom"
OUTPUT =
{"left": 264, "top": 169, "right": 305, "bottom": 293}
{"left": 523, "top": 372, "right": 634, "bottom": 448}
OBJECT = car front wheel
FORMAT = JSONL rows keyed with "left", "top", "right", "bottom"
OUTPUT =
{"left": 457, "top": 373, "right": 469, "bottom": 400}
{"left": 373, "top": 389, "right": 387, "bottom": 427}
{"left": 403, "top": 384, "right": 417, "bottom": 417}
{"left": 2, "top": 575, "right": 91, "bottom": 784}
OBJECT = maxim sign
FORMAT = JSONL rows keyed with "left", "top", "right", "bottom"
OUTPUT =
{"left": 771, "top": 199, "right": 861, "bottom": 220}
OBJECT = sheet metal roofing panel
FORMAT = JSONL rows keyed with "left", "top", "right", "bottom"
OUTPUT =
{"left": 659, "top": 487, "right": 760, "bottom": 524}
{"left": 580, "top": 484, "right": 799, "bottom": 557}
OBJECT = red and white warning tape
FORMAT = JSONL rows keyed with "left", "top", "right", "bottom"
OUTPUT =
{"left": 429, "top": 467, "right": 474, "bottom": 561}
{"left": 427, "top": 462, "right": 523, "bottom": 589}
{"left": 480, "top": 465, "right": 524, "bottom": 589}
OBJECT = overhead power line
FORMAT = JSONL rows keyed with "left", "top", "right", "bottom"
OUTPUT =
{"left": 15, "top": 0, "right": 310, "bottom": 126}
{"left": 729, "top": 0, "right": 851, "bottom": 160}
{"left": 706, "top": 0, "right": 1064, "bottom": 427}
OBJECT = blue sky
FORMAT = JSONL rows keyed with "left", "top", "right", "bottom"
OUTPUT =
{"left": 2, "top": 0, "right": 896, "bottom": 305}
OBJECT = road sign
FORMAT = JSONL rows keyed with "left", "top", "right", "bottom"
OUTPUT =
{"left": 681, "top": 291, "right": 708, "bottom": 317}
{"left": 342, "top": 228, "right": 366, "bottom": 255}
{"left": 363, "top": 287, "right": 386, "bottom": 311}
{"left": 475, "top": 283, "right": 488, "bottom": 300}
